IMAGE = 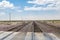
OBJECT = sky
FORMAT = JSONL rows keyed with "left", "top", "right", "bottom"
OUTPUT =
{"left": 0, "top": 0, "right": 60, "bottom": 20}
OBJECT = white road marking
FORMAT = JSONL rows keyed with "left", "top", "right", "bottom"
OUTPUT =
{"left": 4, "top": 32, "right": 19, "bottom": 40}
{"left": 25, "top": 32, "right": 33, "bottom": 40}
{"left": 0, "top": 32, "right": 12, "bottom": 40}
{"left": 35, "top": 33, "right": 45, "bottom": 40}
{"left": 11, "top": 32, "right": 27, "bottom": 40}
{"left": 35, "top": 33, "right": 60, "bottom": 40}
{"left": 44, "top": 33, "right": 60, "bottom": 40}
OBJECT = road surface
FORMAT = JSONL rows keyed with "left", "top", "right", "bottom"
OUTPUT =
{"left": 0, "top": 21, "right": 60, "bottom": 40}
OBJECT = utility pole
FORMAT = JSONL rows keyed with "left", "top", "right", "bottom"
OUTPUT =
{"left": 9, "top": 13, "right": 11, "bottom": 25}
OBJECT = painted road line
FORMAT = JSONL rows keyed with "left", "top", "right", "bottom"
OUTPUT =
{"left": 4, "top": 32, "right": 19, "bottom": 40}
{"left": 11, "top": 32, "right": 27, "bottom": 40}
{"left": 35, "top": 33, "right": 45, "bottom": 40}
{"left": 35, "top": 33, "right": 60, "bottom": 40}
{"left": 25, "top": 32, "right": 33, "bottom": 40}
{"left": 43, "top": 33, "right": 60, "bottom": 40}
{"left": 0, "top": 32, "right": 13, "bottom": 40}
{"left": 32, "top": 32, "right": 35, "bottom": 40}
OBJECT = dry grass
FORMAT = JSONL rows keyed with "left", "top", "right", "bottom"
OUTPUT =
{"left": 0, "top": 21, "right": 24, "bottom": 25}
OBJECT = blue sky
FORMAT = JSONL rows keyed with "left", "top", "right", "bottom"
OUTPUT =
{"left": 0, "top": 0, "right": 60, "bottom": 20}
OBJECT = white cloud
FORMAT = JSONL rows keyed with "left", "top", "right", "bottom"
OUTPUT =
{"left": 24, "top": 0, "right": 60, "bottom": 10}
{"left": 17, "top": 10, "right": 22, "bottom": 12}
{"left": 0, "top": 0, "right": 14, "bottom": 9}
{"left": 0, "top": 12, "right": 5, "bottom": 16}
{"left": 28, "top": 0, "right": 45, "bottom": 4}
{"left": 0, "top": 0, "right": 22, "bottom": 13}
{"left": 24, "top": 5, "right": 56, "bottom": 10}
{"left": 28, "top": 0, "right": 55, "bottom": 5}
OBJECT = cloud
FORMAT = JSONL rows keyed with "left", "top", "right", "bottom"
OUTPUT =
{"left": 0, "top": 0, "right": 22, "bottom": 13}
{"left": 24, "top": 0, "right": 60, "bottom": 10}
{"left": 28, "top": 0, "right": 55, "bottom": 5}
{"left": 17, "top": 10, "right": 22, "bottom": 12}
{"left": 24, "top": 5, "right": 56, "bottom": 10}
{"left": 0, "top": 0, "right": 22, "bottom": 20}
{"left": 0, "top": 12, "right": 5, "bottom": 16}
{"left": 0, "top": 0, "right": 15, "bottom": 9}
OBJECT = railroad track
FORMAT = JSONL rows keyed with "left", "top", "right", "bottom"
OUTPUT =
{"left": 34, "top": 21, "right": 60, "bottom": 40}
{"left": 0, "top": 22, "right": 35, "bottom": 40}
{"left": 0, "top": 21, "right": 60, "bottom": 40}
{"left": 7, "top": 22, "right": 31, "bottom": 32}
{"left": 37, "top": 21, "right": 60, "bottom": 33}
